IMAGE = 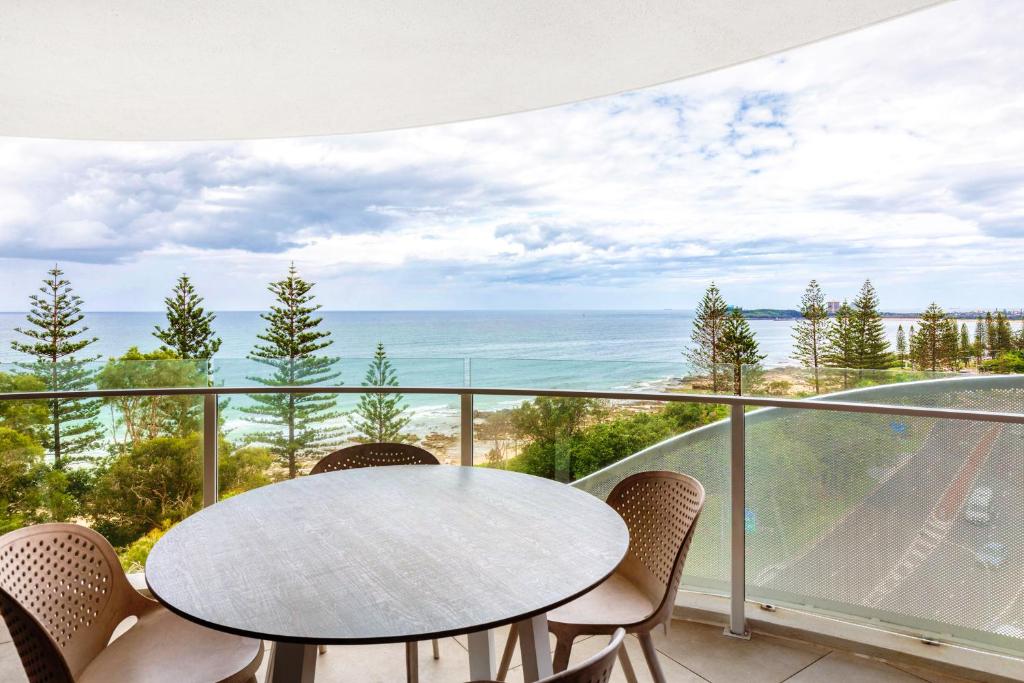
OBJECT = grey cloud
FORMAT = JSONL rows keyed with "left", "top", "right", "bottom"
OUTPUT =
{"left": 1, "top": 150, "right": 535, "bottom": 263}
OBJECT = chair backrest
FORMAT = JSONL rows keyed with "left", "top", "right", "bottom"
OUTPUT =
{"left": 544, "top": 628, "right": 625, "bottom": 683}
{"left": 607, "top": 471, "right": 705, "bottom": 628}
{"left": 310, "top": 442, "right": 439, "bottom": 474}
{"left": 0, "top": 523, "right": 149, "bottom": 682}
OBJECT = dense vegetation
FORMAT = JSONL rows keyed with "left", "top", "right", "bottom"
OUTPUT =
{"left": 494, "top": 398, "right": 727, "bottom": 482}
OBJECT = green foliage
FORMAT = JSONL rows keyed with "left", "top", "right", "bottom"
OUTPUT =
{"left": 980, "top": 351, "right": 1024, "bottom": 374}
{"left": 942, "top": 318, "right": 961, "bottom": 370}
{"left": 90, "top": 436, "right": 203, "bottom": 546}
{"left": 911, "top": 303, "right": 946, "bottom": 371}
{"left": 153, "top": 274, "right": 222, "bottom": 360}
{"left": 993, "top": 312, "right": 1014, "bottom": 354}
{"left": 895, "top": 325, "right": 907, "bottom": 368}
{"left": 791, "top": 280, "right": 830, "bottom": 393}
{"left": 974, "top": 319, "right": 987, "bottom": 362}
{"left": 0, "top": 427, "right": 45, "bottom": 533}
{"left": 910, "top": 304, "right": 971, "bottom": 371}
{"left": 984, "top": 312, "right": 995, "bottom": 358}
{"left": 959, "top": 324, "right": 972, "bottom": 367}
{"left": 0, "top": 426, "right": 86, "bottom": 531}
{"left": 241, "top": 264, "right": 343, "bottom": 478}
{"left": 981, "top": 311, "right": 1015, "bottom": 358}
{"left": 95, "top": 347, "right": 208, "bottom": 448}
{"left": 719, "top": 308, "right": 765, "bottom": 396}
{"left": 823, "top": 301, "right": 856, "bottom": 368}
{"left": 504, "top": 401, "right": 727, "bottom": 482}
{"left": 849, "top": 280, "right": 894, "bottom": 369}
{"left": 351, "top": 343, "right": 412, "bottom": 443}
{"left": 118, "top": 522, "right": 171, "bottom": 573}
{"left": 0, "top": 372, "right": 48, "bottom": 442}
{"left": 218, "top": 446, "right": 274, "bottom": 498}
{"left": 90, "top": 435, "right": 272, "bottom": 546}
{"left": 659, "top": 402, "right": 729, "bottom": 433}
{"left": 9, "top": 265, "right": 102, "bottom": 466}
{"left": 509, "top": 396, "right": 599, "bottom": 446}
{"left": 685, "top": 283, "right": 729, "bottom": 392}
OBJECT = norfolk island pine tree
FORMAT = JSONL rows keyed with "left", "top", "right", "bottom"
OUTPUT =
{"left": 823, "top": 301, "right": 857, "bottom": 388}
{"left": 686, "top": 282, "right": 729, "bottom": 393}
{"left": 719, "top": 308, "right": 765, "bottom": 396}
{"left": 153, "top": 273, "right": 225, "bottom": 429}
{"left": 153, "top": 274, "right": 223, "bottom": 360}
{"left": 240, "top": 264, "right": 343, "bottom": 478}
{"left": 792, "top": 280, "right": 830, "bottom": 394}
{"left": 10, "top": 265, "right": 102, "bottom": 467}
{"left": 351, "top": 342, "right": 412, "bottom": 443}
{"left": 850, "top": 279, "right": 894, "bottom": 371}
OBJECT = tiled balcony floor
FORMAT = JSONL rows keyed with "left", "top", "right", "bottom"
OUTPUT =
{"left": 1, "top": 618, "right": 979, "bottom": 682}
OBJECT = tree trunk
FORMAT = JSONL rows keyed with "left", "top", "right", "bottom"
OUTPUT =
{"left": 287, "top": 393, "right": 296, "bottom": 479}
{"left": 52, "top": 398, "right": 61, "bottom": 467}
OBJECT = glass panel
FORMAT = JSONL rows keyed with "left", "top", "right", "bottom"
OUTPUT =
{"left": 217, "top": 357, "right": 465, "bottom": 488}
{"left": 746, "top": 377, "right": 1024, "bottom": 655}
{"left": 740, "top": 365, "right": 958, "bottom": 398}
{"left": 0, "top": 359, "right": 208, "bottom": 573}
{"left": 468, "top": 357, "right": 684, "bottom": 393}
{"left": 570, "top": 399, "right": 731, "bottom": 592}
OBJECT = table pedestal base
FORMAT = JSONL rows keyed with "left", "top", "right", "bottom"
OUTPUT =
{"left": 517, "top": 614, "right": 554, "bottom": 682}
{"left": 268, "top": 642, "right": 317, "bottom": 683}
{"left": 467, "top": 614, "right": 553, "bottom": 683}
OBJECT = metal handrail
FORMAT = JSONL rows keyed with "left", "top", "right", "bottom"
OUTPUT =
{"left": 1, "top": 384, "right": 1023, "bottom": 424}
{"left": 2, "top": 380, "right": 1023, "bottom": 641}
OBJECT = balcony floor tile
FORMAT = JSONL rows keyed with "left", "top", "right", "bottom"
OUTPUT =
{"left": 0, "top": 617, "right": 992, "bottom": 682}
{"left": 787, "top": 651, "right": 927, "bottom": 682}
{"left": 651, "top": 619, "right": 830, "bottom": 683}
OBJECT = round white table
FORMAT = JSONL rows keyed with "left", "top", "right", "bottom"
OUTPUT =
{"left": 146, "top": 465, "right": 629, "bottom": 682}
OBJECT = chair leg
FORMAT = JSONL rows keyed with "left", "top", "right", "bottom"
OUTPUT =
{"left": 318, "top": 644, "right": 327, "bottom": 655}
{"left": 432, "top": 637, "right": 440, "bottom": 660}
{"left": 552, "top": 634, "right": 573, "bottom": 674}
{"left": 639, "top": 631, "right": 667, "bottom": 683}
{"left": 406, "top": 641, "right": 419, "bottom": 683}
{"left": 496, "top": 624, "right": 518, "bottom": 681}
{"left": 618, "top": 643, "right": 639, "bottom": 683}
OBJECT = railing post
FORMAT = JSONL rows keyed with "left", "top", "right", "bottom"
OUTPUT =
{"left": 460, "top": 393, "right": 474, "bottom": 467}
{"left": 727, "top": 402, "right": 750, "bottom": 638}
{"left": 203, "top": 393, "right": 219, "bottom": 507}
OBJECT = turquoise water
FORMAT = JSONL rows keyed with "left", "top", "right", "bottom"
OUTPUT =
{"left": 0, "top": 310, "right": 916, "bottom": 366}
{"left": 0, "top": 310, "right": 917, "bottom": 434}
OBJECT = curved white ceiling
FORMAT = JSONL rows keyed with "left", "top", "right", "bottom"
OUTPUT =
{"left": 0, "top": 0, "right": 947, "bottom": 141}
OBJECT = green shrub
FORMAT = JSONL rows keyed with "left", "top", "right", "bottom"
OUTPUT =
{"left": 981, "top": 351, "right": 1024, "bottom": 374}
{"left": 504, "top": 400, "right": 727, "bottom": 482}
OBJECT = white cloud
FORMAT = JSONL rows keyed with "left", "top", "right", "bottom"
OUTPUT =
{"left": 0, "top": 0, "right": 1021, "bottom": 311}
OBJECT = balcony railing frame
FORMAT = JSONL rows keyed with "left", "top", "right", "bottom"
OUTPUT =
{"left": 2, "top": 383, "right": 1023, "bottom": 640}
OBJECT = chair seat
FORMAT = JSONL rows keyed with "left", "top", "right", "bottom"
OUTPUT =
{"left": 548, "top": 571, "right": 656, "bottom": 630}
{"left": 80, "top": 605, "right": 263, "bottom": 683}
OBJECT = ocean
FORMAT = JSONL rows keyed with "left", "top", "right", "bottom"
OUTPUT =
{"left": 0, "top": 310, "right": 919, "bottom": 436}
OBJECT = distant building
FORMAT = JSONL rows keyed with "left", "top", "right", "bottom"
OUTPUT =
{"left": 827, "top": 301, "right": 842, "bottom": 314}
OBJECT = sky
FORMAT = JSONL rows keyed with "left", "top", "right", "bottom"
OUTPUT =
{"left": 0, "top": 0, "right": 1021, "bottom": 313}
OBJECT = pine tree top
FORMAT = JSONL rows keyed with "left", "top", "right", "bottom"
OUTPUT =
{"left": 850, "top": 279, "right": 893, "bottom": 369}
{"left": 250, "top": 264, "right": 333, "bottom": 361}
{"left": 792, "top": 280, "right": 830, "bottom": 369}
{"left": 720, "top": 309, "right": 765, "bottom": 365}
{"left": 153, "top": 274, "right": 222, "bottom": 359}
{"left": 798, "top": 280, "right": 827, "bottom": 320}
{"left": 687, "top": 283, "right": 729, "bottom": 361}
{"left": 11, "top": 265, "right": 99, "bottom": 362}
{"left": 362, "top": 341, "right": 401, "bottom": 387}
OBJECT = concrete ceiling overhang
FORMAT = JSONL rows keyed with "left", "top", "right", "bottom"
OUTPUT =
{"left": 0, "top": 0, "right": 949, "bottom": 141}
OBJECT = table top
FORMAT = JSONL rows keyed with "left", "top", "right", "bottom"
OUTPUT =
{"left": 146, "top": 465, "right": 629, "bottom": 644}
